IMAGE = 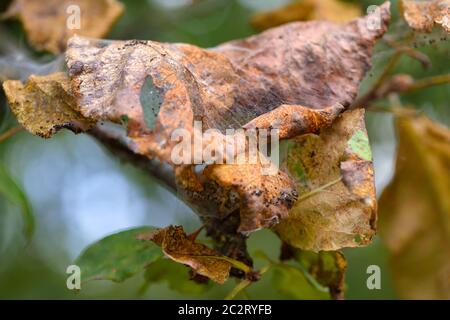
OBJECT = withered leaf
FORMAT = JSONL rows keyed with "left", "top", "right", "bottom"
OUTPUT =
{"left": 2, "top": 0, "right": 124, "bottom": 54}
{"left": 274, "top": 109, "right": 377, "bottom": 251}
{"left": 379, "top": 114, "right": 450, "bottom": 299}
{"left": 251, "top": 0, "right": 362, "bottom": 31}
{"left": 63, "top": 4, "right": 390, "bottom": 233}
{"left": 142, "top": 225, "right": 232, "bottom": 284}
{"left": 401, "top": 0, "right": 450, "bottom": 33}
{"left": 2, "top": 72, "right": 93, "bottom": 138}
{"left": 203, "top": 163, "right": 298, "bottom": 233}
{"left": 243, "top": 103, "right": 344, "bottom": 140}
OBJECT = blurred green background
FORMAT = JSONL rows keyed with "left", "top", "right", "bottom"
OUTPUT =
{"left": 0, "top": 0, "right": 448, "bottom": 299}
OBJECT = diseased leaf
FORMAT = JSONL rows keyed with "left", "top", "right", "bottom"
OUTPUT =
{"left": 2, "top": 5, "right": 391, "bottom": 261}
{"left": 63, "top": 4, "right": 390, "bottom": 233}
{"left": 287, "top": 247, "right": 347, "bottom": 300}
{"left": 274, "top": 109, "right": 377, "bottom": 251}
{"left": 379, "top": 114, "right": 450, "bottom": 299}
{"left": 142, "top": 225, "right": 232, "bottom": 284}
{"left": 2, "top": 73, "right": 94, "bottom": 138}
{"left": 251, "top": 0, "right": 362, "bottom": 31}
{"left": 2, "top": 0, "right": 124, "bottom": 54}
{"left": 203, "top": 163, "right": 298, "bottom": 233}
{"left": 271, "top": 263, "right": 330, "bottom": 300}
{"left": 0, "top": 163, "right": 34, "bottom": 240}
{"left": 142, "top": 258, "right": 212, "bottom": 294}
{"left": 401, "top": 0, "right": 450, "bottom": 33}
{"left": 76, "top": 227, "right": 163, "bottom": 283}
{"left": 243, "top": 103, "right": 344, "bottom": 140}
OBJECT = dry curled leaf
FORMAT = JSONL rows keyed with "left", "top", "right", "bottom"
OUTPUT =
{"left": 274, "top": 109, "right": 377, "bottom": 251}
{"left": 203, "top": 162, "right": 298, "bottom": 233}
{"left": 2, "top": 72, "right": 93, "bottom": 138}
{"left": 141, "top": 225, "right": 232, "bottom": 284}
{"left": 251, "top": 0, "right": 362, "bottom": 31}
{"left": 61, "top": 4, "right": 389, "bottom": 233}
{"left": 379, "top": 114, "right": 450, "bottom": 299}
{"left": 3, "top": 5, "right": 390, "bottom": 251}
{"left": 2, "top": 0, "right": 124, "bottom": 53}
{"left": 401, "top": 0, "right": 450, "bottom": 33}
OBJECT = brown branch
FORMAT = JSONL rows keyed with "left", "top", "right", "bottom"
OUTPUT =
{"left": 353, "top": 72, "right": 450, "bottom": 109}
{"left": 383, "top": 36, "right": 431, "bottom": 69}
{"left": 351, "top": 50, "right": 403, "bottom": 109}
{"left": 403, "top": 74, "right": 450, "bottom": 93}
{"left": 0, "top": 126, "right": 22, "bottom": 143}
{"left": 88, "top": 125, "right": 177, "bottom": 192}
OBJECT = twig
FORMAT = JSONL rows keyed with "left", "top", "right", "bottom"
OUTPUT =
{"left": 225, "top": 264, "right": 271, "bottom": 300}
{"left": 0, "top": 126, "right": 22, "bottom": 143}
{"left": 403, "top": 74, "right": 450, "bottom": 93}
{"left": 353, "top": 71, "right": 450, "bottom": 109}
{"left": 383, "top": 36, "right": 431, "bottom": 69}
{"left": 351, "top": 50, "right": 403, "bottom": 109}
{"left": 88, "top": 125, "right": 177, "bottom": 192}
{"left": 187, "top": 224, "right": 205, "bottom": 242}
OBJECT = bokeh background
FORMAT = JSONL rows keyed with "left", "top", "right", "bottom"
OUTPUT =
{"left": 0, "top": 0, "right": 448, "bottom": 299}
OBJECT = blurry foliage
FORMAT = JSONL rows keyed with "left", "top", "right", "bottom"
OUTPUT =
{"left": 76, "top": 227, "right": 162, "bottom": 283}
{"left": 0, "top": 162, "right": 34, "bottom": 240}
{"left": 0, "top": 0, "right": 448, "bottom": 300}
{"left": 379, "top": 114, "right": 450, "bottom": 299}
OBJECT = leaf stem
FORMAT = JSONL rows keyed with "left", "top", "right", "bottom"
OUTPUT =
{"left": 404, "top": 74, "right": 450, "bottom": 93}
{"left": 225, "top": 264, "right": 271, "bottom": 300}
{"left": 0, "top": 126, "right": 22, "bottom": 143}
{"left": 204, "top": 255, "right": 253, "bottom": 274}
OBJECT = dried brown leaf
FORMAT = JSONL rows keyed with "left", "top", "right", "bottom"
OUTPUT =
{"left": 3, "top": 5, "right": 390, "bottom": 242}
{"left": 402, "top": 0, "right": 450, "bottom": 33}
{"left": 274, "top": 109, "right": 377, "bottom": 251}
{"left": 142, "top": 225, "right": 232, "bottom": 284}
{"left": 251, "top": 0, "right": 362, "bottom": 31}
{"left": 63, "top": 4, "right": 389, "bottom": 232}
{"left": 203, "top": 163, "right": 298, "bottom": 233}
{"left": 2, "top": 72, "right": 93, "bottom": 138}
{"left": 379, "top": 114, "right": 450, "bottom": 299}
{"left": 2, "top": 0, "right": 124, "bottom": 53}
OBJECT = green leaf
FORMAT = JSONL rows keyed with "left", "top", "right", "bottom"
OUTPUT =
{"left": 272, "top": 264, "right": 330, "bottom": 300}
{"left": 294, "top": 250, "right": 347, "bottom": 299}
{"left": 0, "top": 163, "right": 34, "bottom": 240}
{"left": 140, "top": 75, "right": 163, "bottom": 130}
{"left": 141, "top": 258, "right": 212, "bottom": 294}
{"left": 347, "top": 129, "right": 372, "bottom": 161}
{"left": 76, "top": 227, "right": 163, "bottom": 283}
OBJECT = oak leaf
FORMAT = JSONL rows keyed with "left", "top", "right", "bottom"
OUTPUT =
{"left": 379, "top": 114, "right": 450, "bottom": 299}
{"left": 401, "top": 0, "right": 450, "bottom": 33}
{"left": 2, "top": 0, "right": 124, "bottom": 54}
{"left": 274, "top": 109, "right": 377, "bottom": 251}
